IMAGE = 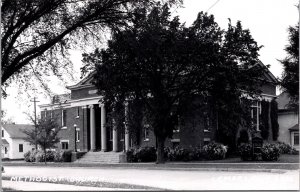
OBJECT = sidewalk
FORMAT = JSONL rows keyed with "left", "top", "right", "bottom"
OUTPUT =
{"left": 2, "top": 180, "right": 129, "bottom": 191}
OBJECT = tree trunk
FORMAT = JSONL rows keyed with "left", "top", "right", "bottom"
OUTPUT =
{"left": 156, "top": 136, "right": 165, "bottom": 164}
{"left": 44, "top": 148, "right": 47, "bottom": 164}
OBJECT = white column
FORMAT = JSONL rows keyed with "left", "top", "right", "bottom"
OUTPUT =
{"left": 89, "top": 105, "right": 96, "bottom": 151}
{"left": 124, "top": 101, "right": 130, "bottom": 151}
{"left": 100, "top": 104, "right": 107, "bottom": 151}
{"left": 112, "top": 118, "right": 118, "bottom": 152}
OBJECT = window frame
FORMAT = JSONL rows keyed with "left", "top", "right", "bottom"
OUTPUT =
{"left": 19, "top": 144, "right": 23, "bottom": 152}
{"left": 61, "top": 140, "right": 69, "bottom": 150}
{"left": 61, "top": 109, "right": 67, "bottom": 129}
{"left": 251, "top": 100, "right": 261, "bottom": 131}
{"left": 144, "top": 124, "right": 150, "bottom": 141}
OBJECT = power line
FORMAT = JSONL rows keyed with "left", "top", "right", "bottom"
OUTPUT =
{"left": 207, "top": 0, "right": 221, "bottom": 12}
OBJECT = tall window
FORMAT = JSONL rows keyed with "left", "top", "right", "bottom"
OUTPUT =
{"left": 203, "top": 112, "right": 210, "bottom": 132}
{"left": 76, "top": 107, "right": 80, "bottom": 118}
{"left": 144, "top": 124, "right": 150, "bottom": 141}
{"left": 76, "top": 129, "right": 80, "bottom": 142}
{"left": 19, "top": 144, "right": 23, "bottom": 152}
{"left": 4, "top": 147, "right": 7, "bottom": 154}
{"left": 2, "top": 130, "right": 4, "bottom": 137}
{"left": 50, "top": 110, "right": 53, "bottom": 119}
{"left": 251, "top": 101, "right": 261, "bottom": 131}
{"left": 293, "top": 132, "right": 299, "bottom": 146}
{"left": 62, "top": 109, "right": 67, "bottom": 127}
{"left": 61, "top": 141, "right": 69, "bottom": 150}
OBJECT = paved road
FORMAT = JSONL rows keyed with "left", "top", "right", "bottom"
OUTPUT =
{"left": 2, "top": 166, "right": 299, "bottom": 190}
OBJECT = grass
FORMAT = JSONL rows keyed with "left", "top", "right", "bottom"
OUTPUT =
{"left": 1, "top": 176, "right": 162, "bottom": 190}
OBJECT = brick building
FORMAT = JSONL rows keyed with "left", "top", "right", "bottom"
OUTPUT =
{"left": 39, "top": 62, "right": 278, "bottom": 153}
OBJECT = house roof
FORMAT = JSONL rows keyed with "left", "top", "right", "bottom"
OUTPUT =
{"left": 2, "top": 124, "right": 34, "bottom": 139}
{"left": 1, "top": 139, "right": 9, "bottom": 145}
{"left": 66, "top": 71, "right": 96, "bottom": 90}
{"left": 289, "top": 124, "right": 299, "bottom": 132}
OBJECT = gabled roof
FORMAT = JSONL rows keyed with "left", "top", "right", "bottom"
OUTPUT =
{"left": 289, "top": 124, "right": 299, "bottom": 132}
{"left": 2, "top": 139, "right": 9, "bottom": 145}
{"left": 66, "top": 71, "right": 96, "bottom": 90}
{"left": 255, "top": 61, "right": 279, "bottom": 84}
{"left": 2, "top": 124, "right": 34, "bottom": 139}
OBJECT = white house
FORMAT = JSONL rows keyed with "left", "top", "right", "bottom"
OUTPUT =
{"left": 277, "top": 92, "right": 299, "bottom": 151}
{"left": 1, "top": 124, "right": 34, "bottom": 159}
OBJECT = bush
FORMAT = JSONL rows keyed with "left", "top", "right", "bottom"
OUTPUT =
{"left": 54, "top": 150, "right": 63, "bottom": 162}
{"left": 126, "top": 148, "right": 137, "bottom": 162}
{"left": 261, "top": 143, "right": 280, "bottom": 161}
{"left": 164, "top": 147, "right": 202, "bottom": 162}
{"left": 276, "top": 142, "right": 298, "bottom": 154}
{"left": 202, "top": 142, "right": 227, "bottom": 160}
{"left": 62, "top": 150, "right": 73, "bottom": 162}
{"left": 126, "top": 147, "right": 156, "bottom": 162}
{"left": 238, "top": 143, "right": 252, "bottom": 161}
{"left": 35, "top": 151, "right": 46, "bottom": 162}
{"left": 29, "top": 150, "right": 38, "bottom": 162}
{"left": 24, "top": 151, "right": 32, "bottom": 162}
{"left": 134, "top": 147, "right": 156, "bottom": 162}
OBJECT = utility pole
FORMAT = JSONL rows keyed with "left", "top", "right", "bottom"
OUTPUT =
{"left": 30, "top": 97, "right": 40, "bottom": 150}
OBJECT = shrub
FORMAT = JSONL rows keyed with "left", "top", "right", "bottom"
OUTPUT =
{"left": 164, "top": 147, "right": 202, "bottom": 162}
{"left": 29, "top": 150, "right": 38, "bottom": 162}
{"left": 134, "top": 147, "right": 156, "bottom": 162}
{"left": 54, "top": 150, "right": 63, "bottom": 162}
{"left": 62, "top": 150, "right": 73, "bottom": 162}
{"left": 35, "top": 151, "right": 46, "bottom": 162}
{"left": 126, "top": 148, "right": 137, "bottom": 162}
{"left": 238, "top": 143, "right": 252, "bottom": 161}
{"left": 261, "top": 143, "right": 280, "bottom": 161}
{"left": 276, "top": 142, "right": 298, "bottom": 154}
{"left": 202, "top": 142, "right": 227, "bottom": 160}
{"left": 24, "top": 151, "right": 32, "bottom": 162}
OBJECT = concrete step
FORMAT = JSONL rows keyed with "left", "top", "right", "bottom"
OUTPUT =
{"left": 74, "top": 151, "right": 124, "bottom": 164}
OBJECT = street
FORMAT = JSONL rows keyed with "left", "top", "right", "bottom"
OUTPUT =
{"left": 2, "top": 166, "right": 299, "bottom": 190}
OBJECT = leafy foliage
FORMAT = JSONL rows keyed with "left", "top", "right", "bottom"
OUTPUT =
{"left": 1, "top": 0, "right": 172, "bottom": 94}
{"left": 202, "top": 142, "right": 228, "bottom": 160}
{"left": 238, "top": 143, "right": 252, "bottom": 161}
{"left": 23, "top": 117, "right": 61, "bottom": 163}
{"left": 270, "top": 99, "right": 279, "bottom": 141}
{"left": 261, "top": 143, "right": 280, "bottom": 161}
{"left": 84, "top": 4, "right": 266, "bottom": 163}
{"left": 260, "top": 100, "right": 270, "bottom": 140}
{"left": 280, "top": 25, "right": 299, "bottom": 110}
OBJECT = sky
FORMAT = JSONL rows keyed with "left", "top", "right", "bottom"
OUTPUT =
{"left": 2, "top": 0, "right": 299, "bottom": 124}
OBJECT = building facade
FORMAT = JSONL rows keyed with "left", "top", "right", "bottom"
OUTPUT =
{"left": 1, "top": 124, "right": 34, "bottom": 159}
{"left": 40, "top": 63, "right": 278, "bottom": 153}
{"left": 277, "top": 92, "right": 299, "bottom": 150}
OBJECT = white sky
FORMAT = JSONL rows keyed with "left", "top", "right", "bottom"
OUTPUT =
{"left": 2, "top": 0, "right": 299, "bottom": 124}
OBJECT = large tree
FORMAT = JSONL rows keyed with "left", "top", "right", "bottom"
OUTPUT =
{"left": 1, "top": 0, "right": 182, "bottom": 92}
{"left": 280, "top": 25, "right": 299, "bottom": 109}
{"left": 84, "top": 4, "right": 263, "bottom": 163}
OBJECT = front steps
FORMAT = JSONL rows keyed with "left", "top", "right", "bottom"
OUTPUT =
{"left": 75, "top": 151, "right": 125, "bottom": 164}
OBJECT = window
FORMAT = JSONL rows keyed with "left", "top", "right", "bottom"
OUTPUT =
{"left": 44, "top": 109, "right": 47, "bottom": 119}
{"left": 19, "top": 144, "right": 23, "bottom": 152}
{"left": 61, "top": 141, "right": 69, "bottom": 150}
{"left": 293, "top": 132, "right": 299, "bottom": 145}
{"left": 5, "top": 147, "right": 7, "bottom": 154}
{"left": 62, "top": 109, "right": 67, "bottom": 128}
{"left": 173, "top": 116, "right": 180, "bottom": 133}
{"left": 2, "top": 130, "right": 4, "bottom": 137}
{"left": 76, "top": 129, "right": 80, "bottom": 142}
{"left": 203, "top": 112, "right": 210, "bottom": 132}
{"left": 76, "top": 107, "right": 80, "bottom": 118}
{"left": 251, "top": 101, "right": 261, "bottom": 131}
{"left": 203, "top": 138, "right": 211, "bottom": 145}
{"left": 144, "top": 124, "right": 150, "bottom": 141}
